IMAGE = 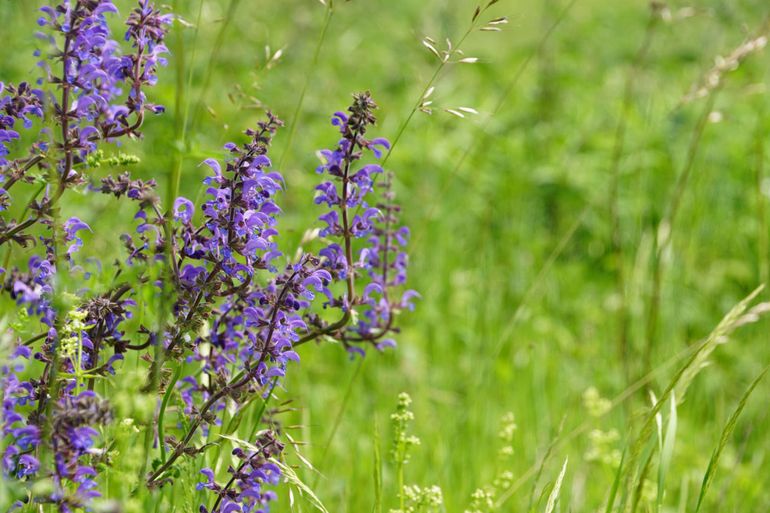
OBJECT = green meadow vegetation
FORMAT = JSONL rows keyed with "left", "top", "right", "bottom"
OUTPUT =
{"left": 2, "top": 0, "right": 770, "bottom": 511}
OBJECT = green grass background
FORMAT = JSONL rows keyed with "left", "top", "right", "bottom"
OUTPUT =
{"left": 2, "top": 0, "right": 770, "bottom": 511}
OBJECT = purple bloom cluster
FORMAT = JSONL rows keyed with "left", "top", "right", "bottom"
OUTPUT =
{"left": 36, "top": 0, "right": 171, "bottom": 157}
{"left": 0, "top": 82, "right": 44, "bottom": 168}
{"left": 47, "top": 391, "right": 112, "bottom": 511}
{"left": 142, "top": 97, "right": 413, "bottom": 508}
{"left": 142, "top": 117, "right": 331, "bottom": 492}
{"left": 0, "top": 3, "right": 414, "bottom": 510}
{"left": 309, "top": 92, "right": 415, "bottom": 355}
{"left": 1, "top": 2, "right": 171, "bottom": 511}
{"left": 4, "top": 256, "right": 56, "bottom": 325}
{"left": 2, "top": 346, "right": 40, "bottom": 479}
{"left": 355, "top": 173, "right": 418, "bottom": 346}
{"left": 198, "top": 431, "right": 284, "bottom": 513}
{"left": 0, "top": 81, "right": 44, "bottom": 210}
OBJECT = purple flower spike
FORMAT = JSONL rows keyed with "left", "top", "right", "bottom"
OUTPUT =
{"left": 311, "top": 92, "right": 414, "bottom": 356}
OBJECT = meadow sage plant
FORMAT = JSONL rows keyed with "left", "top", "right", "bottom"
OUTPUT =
{"left": 0, "top": 2, "right": 414, "bottom": 512}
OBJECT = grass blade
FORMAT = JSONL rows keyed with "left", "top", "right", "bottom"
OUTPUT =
{"left": 544, "top": 457, "right": 568, "bottom": 513}
{"left": 529, "top": 417, "right": 566, "bottom": 512}
{"left": 624, "top": 286, "right": 766, "bottom": 509}
{"left": 277, "top": 3, "right": 334, "bottom": 172}
{"left": 157, "top": 363, "right": 182, "bottom": 464}
{"left": 694, "top": 365, "right": 769, "bottom": 512}
{"left": 656, "top": 393, "right": 677, "bottom": 512}
{"left": 372, "top": 417, "right": 382, "bottom": 513}
{"left": 604, "top": 449, "right": 626, "bottom": 513}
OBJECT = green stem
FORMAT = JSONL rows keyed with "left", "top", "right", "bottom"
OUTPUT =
{"left": 409, "top": 0, "right": 578, "bottom": 249}
{"left": 167, "top": 0, "right": 204, "bottom": 207}
{"left": 158, "top": 364, "right": 182, "bottom": 464}
{"left": 277, "top": 3, "right": 334, "bottom": 172}
{"left": 609, "top": 11, "right": 659, "bottom": 382}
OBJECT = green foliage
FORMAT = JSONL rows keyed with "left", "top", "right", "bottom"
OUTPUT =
{"left": 3, "top": 0, "right": 770, "bottom": 511}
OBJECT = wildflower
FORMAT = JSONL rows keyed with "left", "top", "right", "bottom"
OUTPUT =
{"left": 310, "top": 93, "right": 414, "bottom": 356}
{"left": 63, "top": 217, "right": 91, "bottom": 258}
{"left": 584, "top": 429, "right": 622, "bottom": 467}
{"left": 0, "top": 4, "right": 170, "bottom": 509}
{"left": 0, "top": 2, "right": 414, "bottom": 506}
{"left": 391, "top": 393, "right": 420, "bottom": 466}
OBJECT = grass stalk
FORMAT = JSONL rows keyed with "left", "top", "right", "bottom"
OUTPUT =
{"left": 372, "top": 417, "right": 383, "bottom": 513}
{"left": 527, "top": 417, "right": 565, "bottom": 512}
{"left": 277, "top": 3, "right": 334, "bottom": 172}
{"left": 694, "top": 365, "right": 770, "bottom": 512}
{"left": 754, "top": 101, "right": 768, "bottom": 285}
{"left": 411, "top": 0, "right": 578, "bottom": 249}
{"left": 494, "top": 286, "right": 766, "bottom": 508}
{"left": 157, "top": 363, "right": 182, "bottom": 464}
{"left": 642, "top": 91, "right": 716, "bottom": 377}
{"left": 604, "top": 449, "right": 626, "bottom": 513}
{"left": 609, "top": 10, "right": 660, "bottom": 381}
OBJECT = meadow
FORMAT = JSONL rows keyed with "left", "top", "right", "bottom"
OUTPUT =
{"left": 2, "top": 0, "right": 770, "bottom": 511}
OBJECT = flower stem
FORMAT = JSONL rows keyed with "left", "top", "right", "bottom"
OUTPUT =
{"left": 158, "top": 363, "right": 182, "bottom": 464}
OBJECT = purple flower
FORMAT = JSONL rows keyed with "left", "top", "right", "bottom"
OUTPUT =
{"left": 16, "top": 454, "right": 39, "bottom": 478}
{"left": 174, "top": 196, "right": 195, "bottom": 224}
{"left": 1, "top": 21, "right": 416, "bottom": 509}
{"left": 64, "top": 217, "right": 91, "bottom": 257}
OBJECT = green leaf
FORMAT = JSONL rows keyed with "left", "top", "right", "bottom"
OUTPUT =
{"left": 604, "top": 448, "right": 626, "bottom": 513}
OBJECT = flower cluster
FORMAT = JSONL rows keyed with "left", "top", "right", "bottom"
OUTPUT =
{"left": 1, "top": 1, "right": 171, "bottom": 511}
{"left": 463, "top": 413, "right": 517, "bottom": 513}
{"left": 143, "top": 117, "right": 333, "bottom": 498}
{"left": 0, "top": 82, "right": 44, "bottom": 193}
{"left": 308, "top": 91, "right": 416, "bottom": 356}
{"left": 49, "top": 391, "right": 112, "bottom": 511}
{"left": 2, "top": 345, "right": 40, "bottom": 479}
{"left": 0, "top": 3, "right": 414, "bottom": 511}
{"left": 198, "top": 431, "right": 284, "bottom": 513}
{"left": 388, "top": 393, "right": 443, "bottom": 513}
{"left": 37, "top": 0, "right": 171, "bottom": 157}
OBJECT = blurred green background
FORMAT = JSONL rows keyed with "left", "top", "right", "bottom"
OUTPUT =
{"left": 3, "top": 0, "right": 770, "bottom": 511}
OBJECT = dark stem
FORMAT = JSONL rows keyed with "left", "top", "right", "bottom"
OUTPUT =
{"left": 210, "top": 460, "right": 248, "bottom": 513}
{"left": 2, "top": 154, "right": 46, "bottom": 192}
